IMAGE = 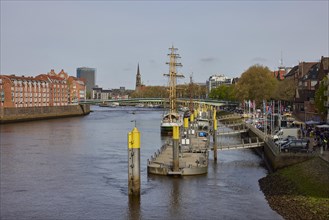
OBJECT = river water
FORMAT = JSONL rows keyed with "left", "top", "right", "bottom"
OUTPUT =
{"left": 0, "top": 106, "right": 282, "bottom": 220}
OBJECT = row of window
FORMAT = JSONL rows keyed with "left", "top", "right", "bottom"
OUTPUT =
{"left": 12, "top": 87, "right": 50, "bottom": 92}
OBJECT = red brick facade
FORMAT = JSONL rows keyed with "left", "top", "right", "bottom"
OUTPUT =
{"left": 0, "top": 69, "right": 86, "bottom": 108}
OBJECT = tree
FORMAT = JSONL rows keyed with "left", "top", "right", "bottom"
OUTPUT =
{"left": 274, "top": 78, "right": 296, "bottom": 102}
{"left": 130, "top": 86, "right": 168, "bottom": 98}
{"left": 315, "top": 76, "right": 328, "bottom": 117}
{"left": 234, "top": 64, "right": 277, "bottom": 104}
{"left": 209, "top": 84, "right": 236, "bottom": 101}
{"left": 86, "top": 91, "right": 91, "bottom": 99}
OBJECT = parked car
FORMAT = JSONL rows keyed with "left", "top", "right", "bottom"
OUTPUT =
{"left": 281, "top": 139, "right": 309, "bottom": 153}
{"left": 275, "top": 135, "right": 297, "bottom": 145}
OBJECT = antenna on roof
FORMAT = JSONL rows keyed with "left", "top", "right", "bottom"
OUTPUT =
{"left": 279, "top": 50, "right": 285, "bottom": 70}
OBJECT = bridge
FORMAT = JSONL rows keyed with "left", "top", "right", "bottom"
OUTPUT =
{"left": 214, "top": 137, "right": 264, "bottom": 150}
{"left": 216, "top": 122, "right": 249, "bottom": 136}
{"left": 80, "top": 98, "right": 239, "bottom": 108}
{"left": 214, "top": 119, "right": 265, "bottom": 150}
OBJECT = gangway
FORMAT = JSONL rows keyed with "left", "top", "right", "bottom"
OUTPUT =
{"left": 218, "top": 122, "right": 245, "bottom": 128}
{"left": 218, "top": 114, "right": 242, "bottom": 121}
{"left": 216, "top": 129, "right": 248, "bottom": 135}
{"left": 211, "top": 137, "right": 264, "bottom": 150}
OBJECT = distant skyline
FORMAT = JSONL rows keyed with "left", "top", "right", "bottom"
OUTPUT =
{"left": 1, "top": 1, "right": 328, "bottom": 89}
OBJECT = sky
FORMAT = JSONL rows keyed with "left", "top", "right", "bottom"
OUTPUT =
{"left": 1, "top": 1, "right": 328, "bottom": 90}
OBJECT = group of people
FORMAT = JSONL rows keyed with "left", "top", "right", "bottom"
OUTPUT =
{"left": 303, "top": 126, "right": 329, "bottom": 152}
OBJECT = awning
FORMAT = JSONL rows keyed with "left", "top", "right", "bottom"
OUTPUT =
{"left": 293, "top": 120, "right": 305, "bottom": 125}
{"left": 316, "top": 124, "right": 329, "bottom": 128}
{"left": 305, "top": 120, "right": 320, "bottom": 125}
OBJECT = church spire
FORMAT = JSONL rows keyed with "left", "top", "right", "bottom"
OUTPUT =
{"left": 135, "top": 63, "right": 142, "bottom": 90}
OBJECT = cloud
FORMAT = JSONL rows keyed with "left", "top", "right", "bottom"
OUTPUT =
{"left": 251, "top": 57, "right": 267, "bottom": 63}
{"left": 200, "top": 57, "right": 217, "bottom": 63}
{"left": 123, "top": 67, "right": 132, "bottom": 72}
{"left": 149, "top": 59, "right": 156, "bottom": 64}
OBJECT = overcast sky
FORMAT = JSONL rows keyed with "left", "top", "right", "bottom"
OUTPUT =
{"left": 1, "top": 1, "right": 328, "bottom": 89}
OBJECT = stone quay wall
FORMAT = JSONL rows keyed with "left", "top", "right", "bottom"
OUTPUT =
{"left": 0, "top": 104, "right": 90, "bottom": 123}
{"left": 246, "top": 125, "right": 315, "bottom": 171}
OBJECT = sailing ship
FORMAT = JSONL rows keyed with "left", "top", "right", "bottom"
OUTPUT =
{"left": 161, "top": 46, "right": 184, "bottom": 135}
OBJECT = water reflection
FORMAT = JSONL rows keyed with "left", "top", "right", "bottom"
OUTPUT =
{"left": 128, "top": 195, "right": 141, "bottom": 220}
{"left": 169, "top": 178, "right": 182, "bottom": 218}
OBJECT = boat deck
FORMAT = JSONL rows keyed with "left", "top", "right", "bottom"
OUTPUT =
{"left": 147, "top": 130, "right": 209, "bottom": 176}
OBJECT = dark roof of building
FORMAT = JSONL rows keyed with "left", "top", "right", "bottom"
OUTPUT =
{"left": 299, "top": 62, "right": 318, "bottom": 78}
{"left": 301, "top": 63, "right": 320, "bottom": 81}
{"left": 285, "top": 65, "right": 298, "bottom": 78}
{"left": 321, "top": 56, "right": 329, "bottom": 71}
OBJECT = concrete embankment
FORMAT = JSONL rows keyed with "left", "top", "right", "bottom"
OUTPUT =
{"left": 0, "top": 104, "right": 90, "bottom": 123}
{"left": 245, "top": 124, "right": 316, "bottom": 171}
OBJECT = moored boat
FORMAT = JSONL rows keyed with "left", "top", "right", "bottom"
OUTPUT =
{"left": 99, "top": 102, "right": 110, "bottom": 107}
{"left": 160, "top": 112, "right": 182, "bottom": 135}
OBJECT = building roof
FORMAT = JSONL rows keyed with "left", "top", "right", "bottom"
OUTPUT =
{"left": 301, "top": 63, "right": 320, "bottom": 81}
{"left": 320, "top": 56, "right": 329, "bottom": 72}
{"left": 285, "top": 65, "right": 298, "bottom": 78}
{"left": 298, "top": 62, "right": 318, "bottom": 78}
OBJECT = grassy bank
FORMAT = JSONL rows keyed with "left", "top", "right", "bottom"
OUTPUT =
{"left": 259, "top": 157, "right": 329, "bottom": 220}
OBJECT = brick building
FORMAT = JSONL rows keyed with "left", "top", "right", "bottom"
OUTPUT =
{"left": 0, "top": 75, "right": 51, "bottom": 108}
{"left": 0, "top": 69, "right": 86, "bottom": 108}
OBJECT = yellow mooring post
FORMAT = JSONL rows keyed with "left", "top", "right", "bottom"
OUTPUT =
{"left": 190, "top": 112, "right": 194, "bottom": 122}
{"left": 213, "top": 109, "right": 218, "bottom": 162}
{"left": 190, "top": 113, "right": 194, "bottom": 130}
{"left": 184, "top": 117, "right": 189, "bottom": 138}
{"left": 172, "top": 126, "right": 180, "bottom": 172}
{"left": 128, "top": 127, "right": 140, "bottom": 196}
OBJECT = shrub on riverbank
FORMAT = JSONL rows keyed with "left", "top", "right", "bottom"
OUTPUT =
{"left": 259, "top": 157, "right": 329, "bottom": 220}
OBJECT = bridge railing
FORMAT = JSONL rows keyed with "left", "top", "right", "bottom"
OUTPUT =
{"left": 80, "top": 98, "right": 237, "bottom": 107}
{"left": 245, "top": 123, "right": 280, "bottom": 155}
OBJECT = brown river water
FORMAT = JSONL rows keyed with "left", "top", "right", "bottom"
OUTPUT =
{"left": 0, "top": 106, "right": 282, "bottom": 220}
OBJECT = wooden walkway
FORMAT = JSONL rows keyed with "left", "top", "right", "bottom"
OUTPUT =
{"left": 216, "top": 129, "right": 248, "bottom": 135}
{"left": 218, "top": 114, "right": 242, "bottom": 121}
{"left": 210, "top": 137, "right": 264, "bottom": 150}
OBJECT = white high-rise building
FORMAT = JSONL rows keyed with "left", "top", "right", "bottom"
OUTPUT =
{"left": 206, "top": 74, "right": 232, "bottom": 94}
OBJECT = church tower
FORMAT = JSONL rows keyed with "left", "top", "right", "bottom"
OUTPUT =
{"left": 135, "top": 63, "right": 142, "bottom": 90}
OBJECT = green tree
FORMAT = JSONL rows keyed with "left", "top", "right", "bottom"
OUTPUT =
{"left": 315, "top": 76, "right": 328, "bottom": 117}
{"left": 209, "top": 84, "right": 236, "bottom": 101}
{"left": 86, "top": 91, "right": 91, "bottom": 99}
{"left": 274, "top": 78, "right": 296, "bottom": 102}
{"left": 234, "top": 64, "right": 277, "bottom": 104}
{"left": 130, "top": 86, "right": 168, "bottom": 98}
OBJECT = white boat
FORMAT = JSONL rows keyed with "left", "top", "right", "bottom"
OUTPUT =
{"left": 160, "top": 112, "right": 183, "bottom": 135}
{"left": 109, "top": 102, "right": 119, "bottom": 107}
{"left": 196, "top": 118, "right": 210, "bottom": 131}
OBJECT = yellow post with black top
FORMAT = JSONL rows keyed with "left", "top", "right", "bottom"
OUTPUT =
{"left": 172, "top": 125, "right": 180, "bottom": 172}
{"left": 128, "top": 127, "right": 140, "bottom": 196}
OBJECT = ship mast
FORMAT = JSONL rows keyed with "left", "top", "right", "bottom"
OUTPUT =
{"left": 163, "top": 45, "right": 184, "bottom": 113}
{"left": 189, "top": 75, "right": 194, "bottom": 112}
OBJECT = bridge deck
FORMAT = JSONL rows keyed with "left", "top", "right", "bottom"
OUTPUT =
{"left": 216, "top": 129, "right": 248, "bottom": 135}
{"left": 213, "top": 142, "right": 264, "bottom": 150}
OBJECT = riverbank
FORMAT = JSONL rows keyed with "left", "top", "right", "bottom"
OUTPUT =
{"left": 259, "top": 157, "right": 329, "bottom": 220}
{"left": 0, "top": 104, "right": 90, "bottom": 123}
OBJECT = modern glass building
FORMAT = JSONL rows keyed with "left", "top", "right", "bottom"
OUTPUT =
{"left": 76, "top": 67, "right": 96, "bottom": 97}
